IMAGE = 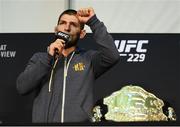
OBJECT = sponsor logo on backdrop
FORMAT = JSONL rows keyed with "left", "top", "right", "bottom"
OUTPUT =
{"left": 0, "top": 44, "right": 16, "bottom": 58}
{"left": 114, "top": 40, "right": 149, "bottom": 62}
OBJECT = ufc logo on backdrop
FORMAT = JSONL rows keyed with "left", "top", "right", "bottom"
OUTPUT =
{"left": 114, "top": 40, "right": 149, "bottom": 62}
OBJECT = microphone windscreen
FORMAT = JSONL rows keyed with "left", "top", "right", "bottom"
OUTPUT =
{"left": 55, "top": 31, "right": 71, "bottom": 44}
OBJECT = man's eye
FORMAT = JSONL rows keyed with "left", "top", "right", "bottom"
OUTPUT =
{"left": 59, "top": 22, "right": 64, "bottom": 25}
{"left": 71, "top": 23, "right": 78, "bottom": 27}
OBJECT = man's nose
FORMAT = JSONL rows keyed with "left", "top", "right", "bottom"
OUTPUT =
{"left": 64, "top": 23, "right": 70, "bottom": 32}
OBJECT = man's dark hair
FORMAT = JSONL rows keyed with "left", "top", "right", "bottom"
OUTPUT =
{"left": 57, "top": 9, "right": 84, "bottom": 30}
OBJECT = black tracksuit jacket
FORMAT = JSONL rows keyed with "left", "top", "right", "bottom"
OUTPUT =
{"left": 16, "top": 15, "right": 119, "bottom": 123}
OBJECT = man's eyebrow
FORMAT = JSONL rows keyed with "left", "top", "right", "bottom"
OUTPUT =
{"left": 59, "top": 19, "right": 66, "bottom": 23}
{"left": 59, "top": 20, "right": 79, "bottom": 26}
{"left": 59, "top": 19, "right": 78, "bottom": 24}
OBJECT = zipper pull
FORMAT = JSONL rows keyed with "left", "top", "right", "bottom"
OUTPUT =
{"left": 64, "top": 70, "right": 67, "bottom": 77}
{"left": 64, "top": 57, "right": 67, "bottom": 78}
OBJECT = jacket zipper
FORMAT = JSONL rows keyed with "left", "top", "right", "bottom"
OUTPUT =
{"left": 61, "top": 52, "right": 75, "bottom": 123}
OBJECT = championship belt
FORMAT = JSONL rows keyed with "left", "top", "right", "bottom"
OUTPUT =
{"left": 92, "top": 85, "right": 176, "bottom": 122}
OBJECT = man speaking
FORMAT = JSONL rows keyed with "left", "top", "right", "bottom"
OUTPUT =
{"left": 16, "top": 7, "right": 119, "bottom": 123}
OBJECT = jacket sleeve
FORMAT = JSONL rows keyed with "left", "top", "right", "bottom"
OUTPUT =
{"left": 16, "top": 53, "right": 53, "bottom": 95}
{"left": 86, "top": 15, "right": 120, "bottom": 78}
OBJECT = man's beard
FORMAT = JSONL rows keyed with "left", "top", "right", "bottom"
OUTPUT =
{"left": 64, "top": 33, "right": 80, "bottom": 49}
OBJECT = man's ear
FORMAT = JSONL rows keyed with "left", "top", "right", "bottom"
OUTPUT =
{"left": 79, "top": 29, "right": 86, "bottom": 39}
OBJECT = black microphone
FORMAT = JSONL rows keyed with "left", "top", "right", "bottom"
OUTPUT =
{"left": 55, "top": 31, "right": 71, "bottom": 45}
{"left": 54, "top": 31, "right": 71, "bottom": 58}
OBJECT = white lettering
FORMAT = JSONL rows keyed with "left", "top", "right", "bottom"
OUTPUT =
{"left": 114, "top": 40, "right": 149, "bottom": 53}
{"left": 114, "top": 39, "right": 149, "bottom": 62}
{"left": 0, "top": 51, "right": 16, "bottom": 58}
{"left": 0, "top": 44, "right": 7, "bottom": 51}
{"left": 125, "top": 40, "right": 137, "bottom": 52}
{"left": 136, "top": 40, "right": 148, "bottom": 52}
{"left": 115, "top": 40, "right": 126, "bottom": 52}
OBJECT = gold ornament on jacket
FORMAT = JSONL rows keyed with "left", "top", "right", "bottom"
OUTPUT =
{"left": 73, "top": 62, "right": 85, "bottom": 71}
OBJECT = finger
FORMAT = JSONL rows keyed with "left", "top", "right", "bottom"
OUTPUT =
{"left": 55, "top": 42, "right": 64, "bottom": 51}
{"left": 84, "top": 9, "right": 90, "bottom": 16}
{"left": 77, "top": 10, "right": 83, "bottom": 16}
{"left": 53, "top": 44, "right": 63, "bottom": 55}
{"left": 55, "top": 46, "right": 62, "bottom": 54}
{"left": 51, "top": 39, "right": 65, "bottom": 54}
{"left": 48, "top": 43, "right": 60, "bottom": 56}
{"left": 84, "top": 9, "right": 89, "bottom": 16}
{"left": 55, "top": 39, "right": 65, "bottom": 46}
{"left": 78, "top": 9, "right": 89, "bottom": 17}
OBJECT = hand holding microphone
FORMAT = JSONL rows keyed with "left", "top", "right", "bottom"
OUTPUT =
{"left": 48, "top": 32, "right": 71, "bottom": 58}
{"left": 48, "top": 39, "right": 65, "bottom": 57}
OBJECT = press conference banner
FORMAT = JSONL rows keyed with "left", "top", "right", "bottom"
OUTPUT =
{"left": 0, "top": 33, "right": 179, "bottom": 124}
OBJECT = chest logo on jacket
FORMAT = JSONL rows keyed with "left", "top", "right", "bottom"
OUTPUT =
{"left": 73, "top": 62, "right": 85, "bottom": 72}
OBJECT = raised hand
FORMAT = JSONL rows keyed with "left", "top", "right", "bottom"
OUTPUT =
{"left": 77, "top": 7, "right": 95, "bottom": 24}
